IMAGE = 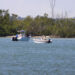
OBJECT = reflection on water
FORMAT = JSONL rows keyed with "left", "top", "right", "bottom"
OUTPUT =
{"left": 0, "top": 38, "right": 75, "bottom": 75}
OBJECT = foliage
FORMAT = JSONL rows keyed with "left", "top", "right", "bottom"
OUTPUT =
{"left": 0, "top": 9, "right": 75, "bottom": 37}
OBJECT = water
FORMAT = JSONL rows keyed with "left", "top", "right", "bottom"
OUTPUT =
{"left": 0, "top": 38, "right": 75, "bottom": 75}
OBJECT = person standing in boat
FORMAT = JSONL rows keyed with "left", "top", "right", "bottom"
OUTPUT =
{"left": 16, "top": 34, "right": 18, "bottom": 38}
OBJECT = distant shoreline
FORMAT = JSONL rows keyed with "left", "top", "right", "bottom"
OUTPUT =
{"left": 1, "top": 35, "right": 75, "bottom": 38}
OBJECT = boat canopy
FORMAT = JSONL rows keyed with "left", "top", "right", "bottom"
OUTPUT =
{"left": 20, "top": 30, "right": 25, "bottom": 32}
{"left": 17, "top": 30, "right": 25, "bottom": 33}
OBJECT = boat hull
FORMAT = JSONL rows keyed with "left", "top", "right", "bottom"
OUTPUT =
{"left": 17, "top": 37, "right": 30, "bottom": 41}
{"left": 33, "top": 39, "right": 52, "bottom": 43}
{"left": 12, "top": 37, "right": 30, "bottom": 41}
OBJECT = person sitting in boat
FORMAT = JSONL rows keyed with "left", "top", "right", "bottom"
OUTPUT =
{"left": 26, "top": 33, "right": 30, "bottom": 37}
{"left": 42, "top": 35, "right": 46, "bottom": 40}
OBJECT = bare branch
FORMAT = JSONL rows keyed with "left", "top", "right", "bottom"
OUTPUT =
{"left": 49, "top": 0, "right": 56, "bottom": 18}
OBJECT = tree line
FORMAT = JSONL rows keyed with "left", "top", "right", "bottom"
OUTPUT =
{"left": 0, "top": 9, "right": 75, "bottom": 37}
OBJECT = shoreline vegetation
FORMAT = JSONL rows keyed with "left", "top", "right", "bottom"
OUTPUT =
{"left": 2, "top": 35, "right": 75, "bottom": 38}
{"left": 0, "top": 9, "right": 75, "bottom": 38}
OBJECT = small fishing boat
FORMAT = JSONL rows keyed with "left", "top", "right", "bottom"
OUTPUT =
{"left": 12, "top": 30, "right": 30, "bottom": 41}
{"left": 33, "top": 37, "right": 52, "bottom": 43}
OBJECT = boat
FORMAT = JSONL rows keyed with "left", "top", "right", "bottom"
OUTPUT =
{"left": 12, "top": 30, "right": 30, "bottom": 41}
{"left": 33, "top": 37, "right": 52, "bottom": 43}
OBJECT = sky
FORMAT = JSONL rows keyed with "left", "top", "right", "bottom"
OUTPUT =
{"left": 0, "top": 0, "right": 75, "bottom": 18}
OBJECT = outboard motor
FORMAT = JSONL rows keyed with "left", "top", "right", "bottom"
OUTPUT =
{"left": 47, "top": 39, "right": 52, "bottom": 43}
{"left": 12, "top": 37, "right": 18, "bottom": 41}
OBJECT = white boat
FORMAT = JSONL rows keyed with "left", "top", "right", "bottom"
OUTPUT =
{"left": 33, "top": 38, "right": 52, "bottom": 43}
{"left": 17, "top": 35, "right": 30, "bottom": 41}
{"left": 12, "top": 30, "right": 30, "bottom": 41}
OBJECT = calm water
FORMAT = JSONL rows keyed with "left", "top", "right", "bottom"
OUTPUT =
{"left": 0, "top": 38, "right": 75, "bottom": 75}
